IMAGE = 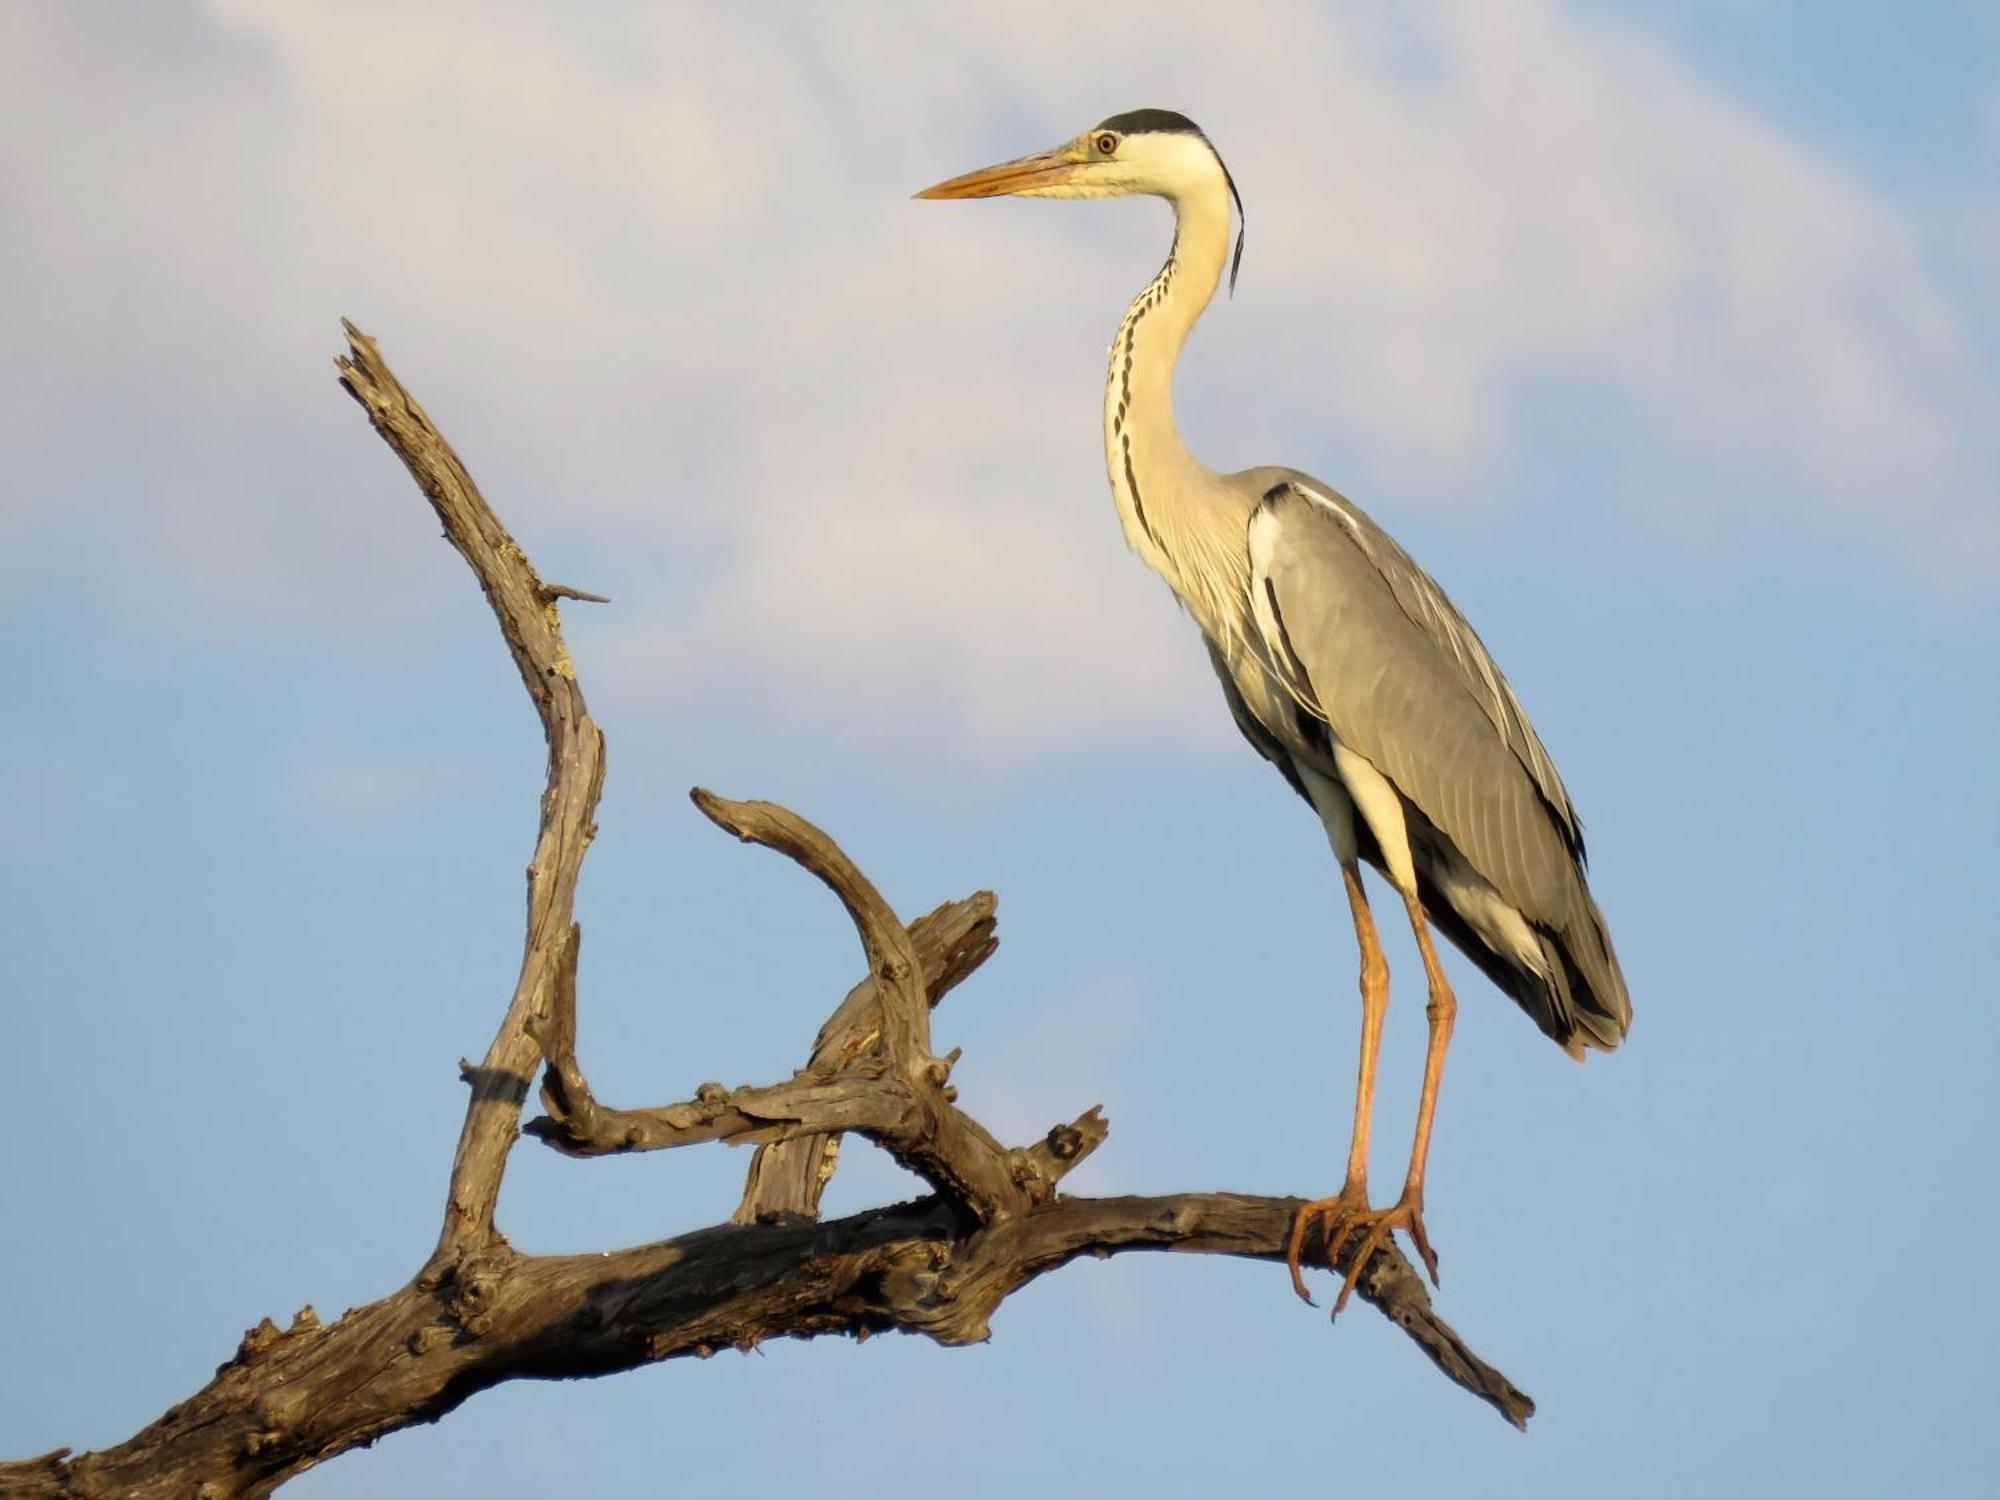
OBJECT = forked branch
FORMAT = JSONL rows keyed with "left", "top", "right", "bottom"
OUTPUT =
{"left": 0, "top": 325, "right": 1530, "bottom": 1500}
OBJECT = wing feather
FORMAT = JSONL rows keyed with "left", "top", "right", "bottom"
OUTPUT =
{"left": 1261, "top": 479, "right": 1585, "bottom": 861}
{"left": 1247, "top": 480, "right": 1581, "bottom": 922}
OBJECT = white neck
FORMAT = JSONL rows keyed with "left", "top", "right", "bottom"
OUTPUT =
{"left": 1101, "top": 177, "right": 1247, "bottom": 643}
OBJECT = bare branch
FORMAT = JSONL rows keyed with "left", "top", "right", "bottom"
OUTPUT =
{"left": 736, "top": 892, "right": 998, "bottom": 1224}
{"left": 538, "top": 581, "right": 611, "bottom": 604}
{"left": 1019, "top": 1105, "right": 1111, "bottom": 1187}
{"left": 0, "top": 1190, "right": 1526, "bottom": 1496}
{"left": 964, "top": 1193, "right": 1533, "bottom": 1427}
{"left": 335, "top": 322, "right": 606, "bottom": 1269}
{"left": 690, "top": 790, "right": 931, "bottom": 1059}
{"left": 528, "top": 1051, "right": 1104, "bottom": 1211}
{"left": 531, "top": 804, "right": 1035, "bottom": 1225}
{"left": 529, "top": 1058, "right": 928, "bottom": 1158}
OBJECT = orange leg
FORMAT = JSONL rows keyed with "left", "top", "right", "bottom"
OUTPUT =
{"left": 1397, "top": 889, "right": 1458, "bottom": 1270}
{"left": 1318, "top": 890, "right": 1457, "bottom": 1311}
{"left": 1287, "top": 862, "right": 1390, "bottom": 1303}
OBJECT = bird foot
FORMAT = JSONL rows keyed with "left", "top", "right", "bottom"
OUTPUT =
{"left": 1285, "top": 1185, "right": 1370, "bottom": 1305}
{"left": 1287, "top": 1188, "right": 1438, "bottom": 1314}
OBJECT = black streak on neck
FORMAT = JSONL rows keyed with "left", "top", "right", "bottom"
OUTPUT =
{"left": 1113, "top": 255, "right": 1177, "bottom": 554}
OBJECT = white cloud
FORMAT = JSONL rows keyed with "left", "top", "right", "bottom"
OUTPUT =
{"left": 3, "top": 0, "right": 1994, "bottom": 767}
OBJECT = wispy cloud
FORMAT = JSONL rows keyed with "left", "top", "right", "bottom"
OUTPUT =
{"left": 4, "top": 0, "right": 1993, "bottom": 768}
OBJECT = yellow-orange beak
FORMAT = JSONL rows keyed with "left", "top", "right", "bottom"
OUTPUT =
{"left": 913, "top": 147, "right": 1085, "bottom": 200}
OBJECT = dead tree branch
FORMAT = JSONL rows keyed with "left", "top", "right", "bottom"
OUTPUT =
{"left": 333, "top": 318, "right": 607, "bottom": 1272}
{"left": 731, "top": 890, "right": 999, "bottom": 1223}
{"left": 0, "top": 325, "right": 1531, "bottom": 1500}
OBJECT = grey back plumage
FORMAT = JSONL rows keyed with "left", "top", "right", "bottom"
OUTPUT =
{"left": 1240, "top": 475, "right": 1630, "bottom": 1053}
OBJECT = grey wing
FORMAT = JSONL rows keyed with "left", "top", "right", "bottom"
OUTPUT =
{"left": 1272, "top": 480, "right": 1582, "bottom": 858}
{"left": 1203, "top": 636, "right": 1312, "bottom": 801}
{"left": 1246, "top": 480, "right": 1577, "bottom": 918}
{"left": 1356, "top": 513, "right": 1585, "bottom": 863}
{"left": 1245, "top": 479, "right": 1629, "bottom": 1050}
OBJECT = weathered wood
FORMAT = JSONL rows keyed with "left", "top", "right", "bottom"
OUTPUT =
{"left": 334, "top": 321, "right": 606, "bottom": 1273}
{"left": 0, "top": 1190, "right": 1530, "bottom": 1498}
{"left": 733, "top": 892, "right": 999, "bottom": 1224}
{"left": 0, "top": 325, "right": 1533, "bottom": 1500}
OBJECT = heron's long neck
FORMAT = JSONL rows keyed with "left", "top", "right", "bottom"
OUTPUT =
{"left": 1103, "top": 184, "right": 1246, "bottom": 643}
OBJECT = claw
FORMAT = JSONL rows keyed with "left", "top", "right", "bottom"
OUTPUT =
{"left": 1407, "top": 1209, "right": 1441, "bottom": 1287}
{"left": 1328, "top": 1197, "right": 1436, "bottom": 1312}
{"left": 1285, "top": 1187, "right": 1372, "bottom": 1306}
{"left": 1285, "top": 1209, "right": 1317, "bottom": 1305}
{"left": 1331, "top": 1216, "right": 1392, "bottom": 1312}
{"left": 1288, "top": 1192, "right": 1439, "bottom": 1315}
{"left": 1324, "top": 1211, "right": 1363, "bottom": 1274}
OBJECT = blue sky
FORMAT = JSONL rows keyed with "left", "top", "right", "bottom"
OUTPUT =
{"left": 3, "top": 2, "right": 1996, "bottom": 1495}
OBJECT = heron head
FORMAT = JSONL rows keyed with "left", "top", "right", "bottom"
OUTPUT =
{"left": 916, "top": 108, "right": 1236, "bottom": 201}
{"left": 916, "top": 109, "right": 1244, "bottom": 286}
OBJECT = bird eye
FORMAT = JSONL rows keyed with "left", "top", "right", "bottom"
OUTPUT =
{"left": 1095, "top": 133, "right": 1119, "bottom": 155}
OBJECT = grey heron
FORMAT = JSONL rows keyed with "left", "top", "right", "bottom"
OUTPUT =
{"left": 918, "top": 110, "right": 1630, "bottom": 1310}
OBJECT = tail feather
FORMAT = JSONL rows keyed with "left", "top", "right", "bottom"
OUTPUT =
{"left": 1421, "top": 871, "right": 1631, "bottom": 1059}
{"left": 1547, "top": 894, "right": 1631, "bottom": 1055}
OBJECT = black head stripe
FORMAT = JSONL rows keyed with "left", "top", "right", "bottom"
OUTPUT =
{"left": 1095, "top": 108, "right": 1204, "bottom": 136}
